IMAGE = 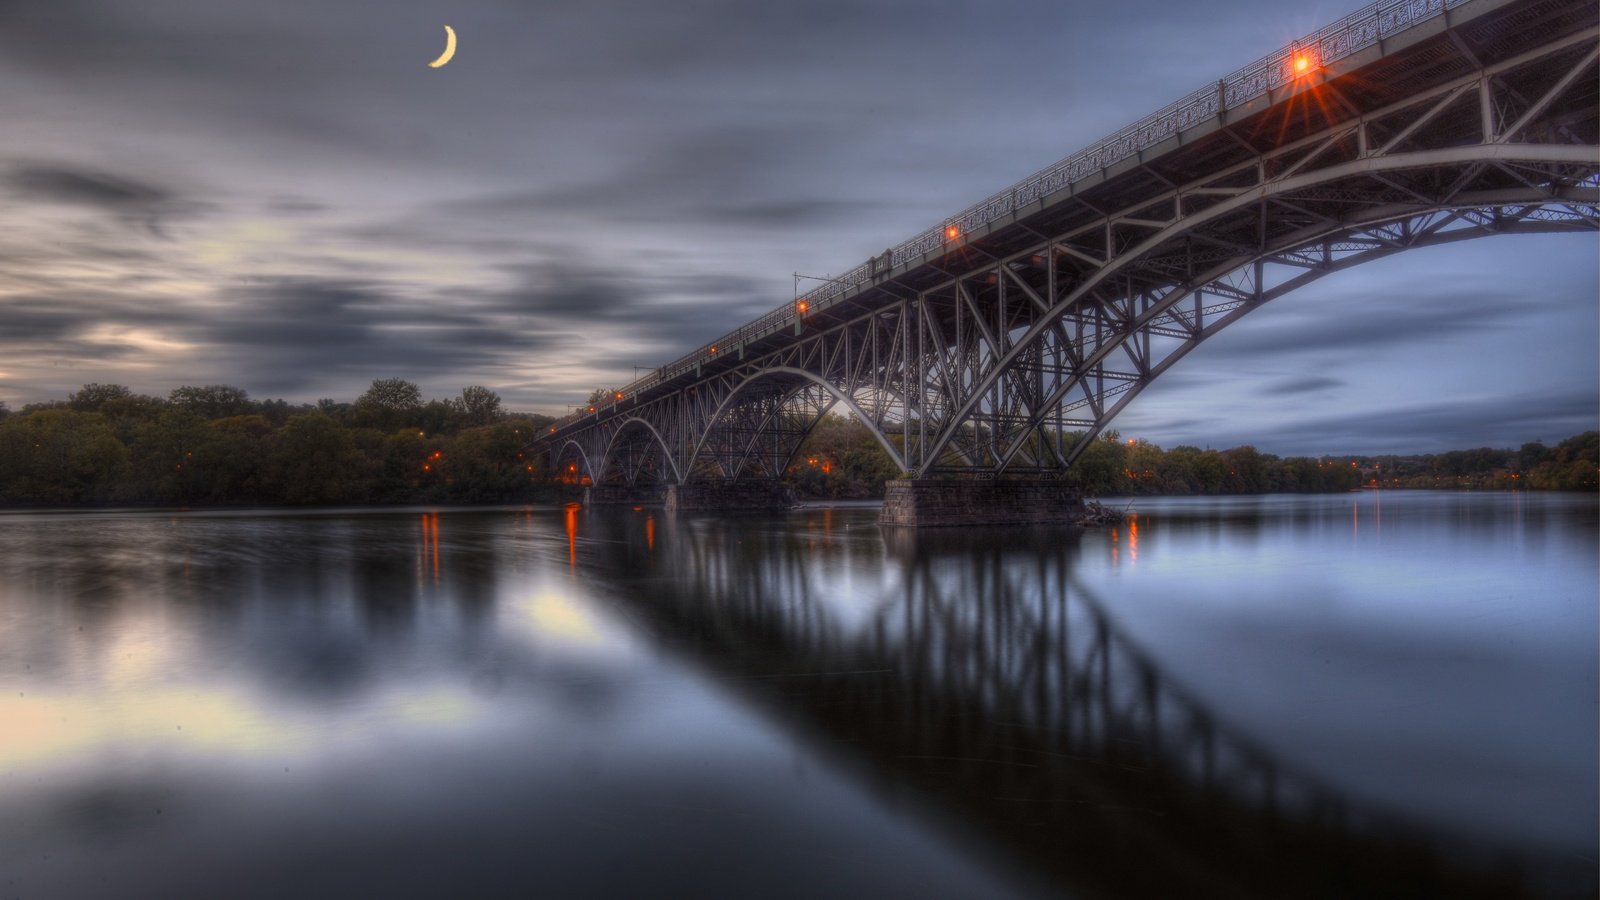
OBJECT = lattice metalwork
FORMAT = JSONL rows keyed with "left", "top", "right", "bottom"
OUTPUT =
{"left": 536, "top": 0, "right": 1598, "bottom": 484}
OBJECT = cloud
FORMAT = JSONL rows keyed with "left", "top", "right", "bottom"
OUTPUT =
{"left": 4, "top": 162, "right": 204, "bottom": 238}
{"left": 1194, "top": 389, "right": 1599, "bottom": 455}
{"left": 1200, "top": 286, "right": 1541, "bottom": 361}
{"left": 1264, "top": 376, "right": 1344, "bottom": 395}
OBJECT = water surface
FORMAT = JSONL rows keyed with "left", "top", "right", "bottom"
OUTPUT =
{"left": 0, "top": 491, "right": 1593, "bottom": 898}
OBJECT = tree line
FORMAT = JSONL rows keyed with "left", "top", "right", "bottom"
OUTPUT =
{"left": 784, "top": 420, "right": 1367, "bottom": 498}
{"left": 785, "top": 417, "right": 1597, "bottom": 498}
{"left": 0, "top": 383, "right": 1592, "bottom": 507}
{"left": 0, "top": 380, "right": 554, "bottom": 506}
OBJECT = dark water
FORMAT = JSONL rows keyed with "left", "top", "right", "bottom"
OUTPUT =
{"left": 0, "top": 492, "right": 1594, "bottom": 899}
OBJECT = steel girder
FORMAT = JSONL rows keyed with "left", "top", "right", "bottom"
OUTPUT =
{"left": 543, "top": 21, "right": 1598, "bottom": 483}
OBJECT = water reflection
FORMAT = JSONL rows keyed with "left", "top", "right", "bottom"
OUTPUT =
{"left": 0, "top": 500, "right": 1592, "bottom": 899}
{"left": 579, "top": 509, "right": 1588, "bottom": 898}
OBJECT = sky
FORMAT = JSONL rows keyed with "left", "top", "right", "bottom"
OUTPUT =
{"left": 0, "top": 0, "right": 1594, "bottom": 456}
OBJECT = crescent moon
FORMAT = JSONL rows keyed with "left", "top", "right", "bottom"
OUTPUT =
{"left": 428, "top": 25, "right": 457, "bottom": 68}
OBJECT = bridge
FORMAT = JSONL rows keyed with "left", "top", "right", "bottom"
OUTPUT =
{"left": 534, "top": 0, "right": 1599, "bottom": 525}
{"left": 567, "top": 509, "right": 1582, "bottom": 897}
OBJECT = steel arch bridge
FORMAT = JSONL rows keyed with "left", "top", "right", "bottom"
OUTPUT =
{"left": 535, "top": 0, "right": 1598, "bottom": 489}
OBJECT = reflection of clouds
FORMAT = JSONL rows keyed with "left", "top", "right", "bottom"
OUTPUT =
{"left": 100, "top": 618, "right": 183, "bottom": 685}
{"left": 0, "top": 683, "right": 490, "bottom": 776}
{"left": 0, "top": 689, "right": 296, "bottom": 769}
{"left": 523, "top": 591, "right": 603, "bottom": 645}
{"left": 0, "top": 511, "right": 647, "bottom": 790}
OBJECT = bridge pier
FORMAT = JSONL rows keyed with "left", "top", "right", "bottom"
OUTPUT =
{"left": 583, "top": 484, "right": 667, "bottom": 507}
{"left": 879, "top": 479, "right": 1082, "bottom": 528}
{"left": 665, "top": 481, "right": 794, "bottom": 514}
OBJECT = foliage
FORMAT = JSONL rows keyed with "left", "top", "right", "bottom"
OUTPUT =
{"left": 788, "top": 414, "right": 901, "bottom": 499}
{"left": 0, "top": 382, "right": 554, "bottom": 507}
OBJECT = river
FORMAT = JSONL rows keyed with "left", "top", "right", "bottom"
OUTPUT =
{"left": 0, "top": 491, "right": 1594, "bottom": 898}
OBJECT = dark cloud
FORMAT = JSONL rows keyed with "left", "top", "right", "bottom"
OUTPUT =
{"left": 7, "top": 164, "right": 172, "bottom": 209}
{"left": 198, "top": 278, "right": 562, "bottom": 394}
{"left": 1265, "top": 376, "right": 1345, "bottom": 395}
{"left": 4, "top": 162, "right": 203, "bottom": 237}
{"left": 1200, "top": 287, "right": 1539, "bottom": 360}
{"left": 1185, "top": 389, "right": 1599, "bottom": 456}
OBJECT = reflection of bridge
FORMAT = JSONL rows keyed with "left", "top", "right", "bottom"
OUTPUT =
{"left": 535, "top": 0, "right": 1597, "bottom": 521}
{"left": 574, "top": 510, "right": 1571, "bottom": 898}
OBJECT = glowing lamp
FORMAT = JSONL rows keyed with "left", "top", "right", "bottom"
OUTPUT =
{"left": 1294, "top": 54, "right": 1312, "bottom": 74}
{"left": 796, "top": 300, "right": 808, "bottom": 313}
{"left": 945, "top": 224, "right": 960, "bottom": 240}
{"left": 614, "top": 391, "right": 624, "bottom": 401}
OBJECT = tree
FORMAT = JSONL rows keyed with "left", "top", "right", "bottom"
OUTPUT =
{"left": 0, "top": 409, "right": 129, "bottom": 504}
{"left": 169, "top": 384, "right": 253, "bottom": 420}
{"left": 353, "top": 378, "right": 423, "bottom": 431}
{"left": 456, "top": 385, "right": 503, "bottom": 428}
{"left": 129, "top": 409, "right": 217, "bottom": 504}
{"left": 69, "top": 383, "right": 133, "bottom": 411}
{"left": 265, "top": 412, "right": 369, "bottom": 504}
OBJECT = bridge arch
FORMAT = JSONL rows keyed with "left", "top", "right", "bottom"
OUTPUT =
{"left": 920, "top": 144, "right": 1599, "bottom": 473}
{"left": 1050, "top": 207, "right": 1594, "bottom": 468}
{"left": 597, "top": 415, "right": 683, "bottom": 485}
{"left": 552, "top": 439, "right": 596, "bottom": 484}
{"left": 687, "top": 366, "right": 909, "bottom": 481}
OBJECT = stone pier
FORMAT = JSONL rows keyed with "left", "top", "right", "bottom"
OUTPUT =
{"left": 583, "top": 484, "right": 668, "bottom": 507}
{"left": 879, "top": 479, "right": 1082, "bottom": 527}
{"left": 665, "top": 480, "right": 794, "bottom": 514}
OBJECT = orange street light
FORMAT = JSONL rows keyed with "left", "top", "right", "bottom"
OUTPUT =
{"left": 796, "top": 300, "right": 808, "bottom": 313}
{"left": 945, "top": 224, "right": 960, "bottom": 240}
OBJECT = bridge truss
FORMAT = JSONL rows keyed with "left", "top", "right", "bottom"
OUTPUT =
{"left": 539, "top": 0, "right": 1598, "bottom": 486}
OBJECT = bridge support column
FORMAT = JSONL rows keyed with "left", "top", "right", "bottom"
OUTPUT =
{"left": 665, "top": 481, "right": 794, "bottom": 514}
{"left": 584, "top": 484, "right": 667, "bottom": 507}
{"left": 879, "top": 479, "right": 1082, "bottom": 528}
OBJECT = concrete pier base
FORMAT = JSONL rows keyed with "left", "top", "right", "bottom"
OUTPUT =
{"left": 583, "top": 484, "right": 667, "bottom": 507}
{"left": 665, "top": 481, "right": 794, "bottom": 514}
{"left": 878, "top": 479, "right": 1082, "bottom": 527}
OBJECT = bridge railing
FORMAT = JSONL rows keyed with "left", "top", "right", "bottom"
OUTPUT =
{"left": 547, "top": 0, "right": 1470, "bottom": 435}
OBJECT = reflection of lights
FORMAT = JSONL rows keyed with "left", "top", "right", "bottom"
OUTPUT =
{"left": 419, "top": 513, "right": 441, "bottom": 584}
{"left": 1129, "top": 516, "right": 1138, "bottom": 563}
{"left": 646, "top": 515, "right": 655, "bottom": 551}
{"left": 565, "top": 502, "right": 579, "bottom": 568}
